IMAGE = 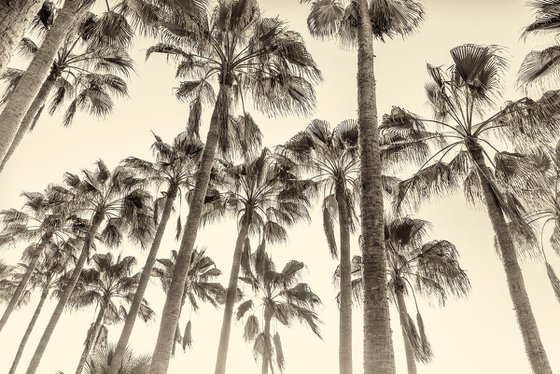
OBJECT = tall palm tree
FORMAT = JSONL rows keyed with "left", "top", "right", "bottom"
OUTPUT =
{"left": 152, "top": 248, "right": 224, "bottom": 355}
{"left": 25, "top": 160, "right": 154, "bottom": 374}
{"left": 69, "top": 252, "right": 155, "bottom": 374}
{"left": 236, "top": 250, "right": 321, "bottom": 374}
{"left": 300, "top": 1, "right": 425, "bottom": 372}
{"left": 146, "top": 1, "right": 321, "bottom": 372}
{"left": 385, "top": 44, "right": 560, "bottom": 374}
{"left": 336, "top": 217, "right": 470, "bottom": 374}
{"left": 84, "top": 345, "right": 151, "bottom": 374}
{"left": 204, "top": 148, "right": 314, "bottom": 374}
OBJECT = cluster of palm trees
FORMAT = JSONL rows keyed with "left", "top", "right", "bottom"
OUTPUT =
{"left": 0, "top": 0, "right": 560, "bottom": 374}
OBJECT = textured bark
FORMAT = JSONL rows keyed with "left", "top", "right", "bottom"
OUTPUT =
{"left": 0, "top": 73, "right": 56, "bottom": 172}
{"left": 0, "top": 238, "right": 48, "bottom": 333}
{"left": 8, "top": 288, "right": 48, "bottom": 374}
{"left": 0, "top": 0, "right": 43, "bottom": 76}
{"left": 336, "top": 183, "right": 353, "bottom": 374}
{"left": 149, "top": 84, "right": 231, "bottom": 374}
{"left": 108, "top": 187, "right": 178, "bottom": 374}
{"left": 355, "top": 1, "right": 396, "bottom": 373}
{"left": 214, "top": 220, "right": 250, "bottom": 374}
{"left": 75, "top": 303, "right": 106, "bottom": 374}
{"left": 261, "top": 311, "right": 272, "bottom": 374}
{"left": 0, "top": 0, "right": 91, "bottom": 165}
{"left": 395, "top": 289, "right": 417, "bottom": 374}
{"left": 25, "top": 212, "right": 103, "bottom": 374}
{"left": 468, "top": 141, "right": 552, "bottom": 374}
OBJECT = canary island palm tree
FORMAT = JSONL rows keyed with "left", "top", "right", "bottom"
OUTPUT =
{"left": 146, "top": 1, "right": 321, "bottom": 371}
{"left": 202, "top": 148, "right": 314, "bottom": 374}
{"left": 336, "top": 217, "right": 470, "bottom": 374}
{"left": 299, "top": 2, "right": 425, "bottom": 371}
{"left": 385, "top": 44, "right": 560, "bottom": 374}
{"left": 69, "top": 252, "right": 155, "bottom": 374}
{"left": 84, "top": 345, "right": 151, "bottom": 374}
{"left": 152, "top": 248, "right": 224, "bottom": 355}
{"left": 25, "top": 160, "right": 154, "bottom": 374}
{"left": 236, "top": 250, "right": 321, "bottom": 374}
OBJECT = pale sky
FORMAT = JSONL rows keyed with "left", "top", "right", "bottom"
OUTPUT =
{"left": 1, "top": 0, "right": 560, "bottom": 373}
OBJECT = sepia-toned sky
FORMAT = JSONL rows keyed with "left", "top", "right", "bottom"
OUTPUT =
{"left": 1, "top": 0, "right": 560, "bottom": 373}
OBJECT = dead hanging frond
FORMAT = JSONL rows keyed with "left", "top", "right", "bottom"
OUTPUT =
{"left": 322, "top": 194, "right": 338, "bottom": 258}
{"left": 416, "top": 312, "right": 433, "bottom": 362}
{"left": 182, "top": 320, "right": 192, "bottom": 350}
{"left": 244, "top": 314, "right": 260, "bottom": 341}
{"left": 273, "top": 332, "right": 286, "bottom": 371}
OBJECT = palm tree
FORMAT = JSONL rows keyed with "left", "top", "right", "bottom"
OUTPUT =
{"left": 300, "top": 2, "right": 425, "bottom": 372}
{"left": 152, "top": 248, "right": 224, "bottom": 355}
{"left": 0, "top": 260, "right": 16, "bottom": 302}
{"left": 146, "top": 1, "right": 321, "bottom": 371}
{"left": 236, "top": 250, "right": 321, "bottom": 374}
{"left": 336, "top": 217, "right": 470, "bottom": 374}
{"left": 25, "top": 160, "right": 154, "bottom": 374}
{"left": 69, "top": 252, "right": 155, "bottom": 374}
{"left": 84, "top": 345, "right": 151, "bottom": 374}
{"left": 384, "top": 44, "right": 560, "bottom": 374}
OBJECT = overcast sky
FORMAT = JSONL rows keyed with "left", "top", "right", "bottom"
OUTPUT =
{"left": 1, "top": 0, "right": 560, "bottom": 373}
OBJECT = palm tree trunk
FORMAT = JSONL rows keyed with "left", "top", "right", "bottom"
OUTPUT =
{"left": 0, "top": 0, "right": 92, "bottom": 166}
{"left": 355, "top": 1, "right": 395, "bottom": 373}
{"left": 261, "top": 311, "right": 272, "bottom": 374}
{"left": 8, "top": 287, "right": 48, "bottom": 374}
{"left": 214, "top": 220, "right": 250, "bottom": 374}
{"left": 108, "top": 187, "right": 178, "bottom": 374}
{"left": 0, "top": 237, "right": 49, "bottom": 333}
{"left": 0, "top": 0, "right": 44, "bottom": 76}
{"left": 395, "top": 289, "right": 417, "bottom": 374}
{"left": 467, "top": 140, "right": 552, "bottom": 374}
{"left": 25, "top": 212, "right": 103, "bottom": 374}
{"left": 0, "top": 72, "right": 56, "bottom": 172}
{"left": 75, "top": 303, "right": 106, "bottom": 374}
{"left": 335, "top": 184, "right": 352, "bottom": 374}
{"left": 149, "top": 84, "right": 232, "bottom": 374}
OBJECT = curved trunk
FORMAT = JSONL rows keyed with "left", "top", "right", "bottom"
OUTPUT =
{"left": 355, "top": 1, "right": 395, "bottom": 373}
{"left": 25, "top": 212, "right": 103, "bottom": 374}
{"left": 0, "top": 0, "right": 92, "bottom": 165}
{"left": 467, "top": 141, "right": 552, "bottom": 374}
{"left": 0, "top": 237, "right": 49, "bottom": 333}
{"left": 0, "top": 73, "right": 56, "bottom": 172}
{"left": 8, "top": 287, "right": 49, "bottom": 374}
{"left": 335, "top": 184, "right": 353, "bottom": 374}
{"left": 75, "top": 303, "right": 106, "bottom": 374}
{"left": 261, "top": 311, "right": 272, "bottom": 374}
{"left": 149, "top": 84, "right": 232, "bottom": 374}
{"left": 108, "top": 187, "right": 178, "bottom": 374}
{"left": 395, "top": 289, "right": 417, "bottom": 374}
{"left": 214, "top": 220, "right": 250, "bottom": 374}
{"left": 0, "top": 0, "right": 43, "bottom": 76}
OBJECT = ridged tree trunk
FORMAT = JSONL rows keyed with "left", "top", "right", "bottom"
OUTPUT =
{"left": 8, "top": 287, "right": 49, "bottom": 374}
{"left": 395, "top": 289, "right": 417, "bottom": 374}
{"left": 336, "top": 183, "right": 353, "bottom": 374}
{"left": 0, "top": 73, "right": 56, "bottom": 172}
{"left": 0, "top": 237, "right": 49, "bottom": 333}
{"left": 150, "top": 84, "right": 232, "bottom": 374}
{"left": 467, "top": 140, "right": 553, "bottom": 374}
{"left": 0, "top": 0, "right": 43, "bottom": 76}
{"left": 25, "top": 212, "right": 103, "bottom": 374}
{"left": 75, "top": 303, "right": 106, "bottom": 374}
{"left": 108, "top": 187, "right": 178, "bottom": 374}
{"left": 261, "top": 311, "right": 272, "bottom": 374}
{"left": 355, "top": 1, "right": 395, "bottom": 373}
{"left": 214, "top": 220, "right": 250, "bottom": 374}
{"left": 0, "top": 0, "right": 91, "bottom": 165}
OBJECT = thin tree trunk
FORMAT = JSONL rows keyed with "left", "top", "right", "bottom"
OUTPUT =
{"left": 214, "top": 220, "right": 250, "bottom": 374}
{"left": 75, "top": 303, "right": 106, "bottom": 374}
{"left": 25, "top": 212, "right": 103, "bottom": 374}
{"left": 0, "top": 73, "right": 56, "bottom": 172}
{"left": 356, "top": 0, "right": 395, "bottom": 373}
{"left": 336, "top": 183, "right": 352, "bottom": 374}
{"left": 108, "top": 187, "right": 178, "bottom": 374}
{"left": 395, "top": 289, "right": 417, "bottom": 374}
{"left": 149, "top": 84, "right": 232, "bottom": 374}
{"left": 261, "top": 311, "right": 272, "bottom": 374}
{"left": 467, "top": 141, "right": 553, "bottom": 374}
{"left": 0, "top": 0, "right": 44, "bottom": 76}
{"left": 0, "top": 238, "right": 49, "bottom": 333}
{"left": 0, "top": 0, "right": 91, "bottom": 165}
{"left": 8, "top": 288, "right": 48, "bottom": 374}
